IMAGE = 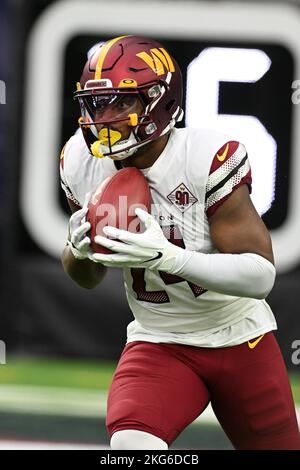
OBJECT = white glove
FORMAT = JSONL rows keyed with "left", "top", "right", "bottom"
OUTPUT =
{"left": 90, "top": 208, "right": 276, "bottom": 300}
{"left": 92, "top": 208, "right": 184, "bottom": 270}
{"left": 67, "top": 192, "right": 93, "bottom": 260}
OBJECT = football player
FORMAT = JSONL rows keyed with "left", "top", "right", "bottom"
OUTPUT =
{"left": 60, "top": 35, "right": 300, "bottom": 450}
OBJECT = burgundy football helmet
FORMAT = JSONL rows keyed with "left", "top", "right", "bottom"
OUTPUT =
{"left": 74, "top": 35, "right": 183, "bottom": 160}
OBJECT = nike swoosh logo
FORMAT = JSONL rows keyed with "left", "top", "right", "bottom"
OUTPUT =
{"left": 145, "top": 251, "right": 163, "bottom": 263}
{"left": 217, "top": 143, "right": 229, "bottom": 162}
{"left": 248, "top": 334, "right": 264, "bottom": 349}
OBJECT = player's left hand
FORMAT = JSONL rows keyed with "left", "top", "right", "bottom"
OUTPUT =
{"left": 92, "top": 208, "right": 183, "bottom": 271}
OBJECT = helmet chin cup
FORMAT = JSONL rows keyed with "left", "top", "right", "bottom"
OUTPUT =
{"left": 98, "top": 128, "right": 122, "bottom": 146}
{"left": 91, "top": 130, "right": 139, "bottom": 160}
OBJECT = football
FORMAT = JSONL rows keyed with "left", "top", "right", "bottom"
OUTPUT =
{"left": 87, "top": 167, "right": 151, "bottom": 254}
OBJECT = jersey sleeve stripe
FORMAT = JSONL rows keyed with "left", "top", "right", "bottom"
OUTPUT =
{"left": 206, "top": 143, "right": 247, "bottom": 193}
{"left": 205, "top": 154, "right": 249, "bottom": 201}
{"left": 205, "top": 159, "right": 251, "bottom": 214}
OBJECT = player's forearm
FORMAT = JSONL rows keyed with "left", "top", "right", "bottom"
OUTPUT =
{"left": 170, "top": 251, "right": 276, "bottom": 299}
{"left": 61, "top": 245, "right": 107, "bottom": 289}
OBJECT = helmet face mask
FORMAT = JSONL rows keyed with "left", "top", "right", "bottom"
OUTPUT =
{"left": 74, "top": 36, "right": 184, "bottom": 160}
{"left": 78, "top": 91, "right": 142, "bottom": 125}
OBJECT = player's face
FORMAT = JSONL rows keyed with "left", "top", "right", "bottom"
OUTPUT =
{"left": 83, "top": 93, "right": 144, "bottom": 139}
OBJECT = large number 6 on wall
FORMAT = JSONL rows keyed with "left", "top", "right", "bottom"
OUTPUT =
{"left": 185, "top": 47, "right": 276, "bottom": 217}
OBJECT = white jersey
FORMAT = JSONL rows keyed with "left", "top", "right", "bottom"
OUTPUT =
{"left": 60, "top": 127, "right": 277, "bottom": 347}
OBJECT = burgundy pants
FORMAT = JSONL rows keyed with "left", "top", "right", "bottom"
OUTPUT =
{"left": 106, "top": 332, "right": 300, "bottom": 449}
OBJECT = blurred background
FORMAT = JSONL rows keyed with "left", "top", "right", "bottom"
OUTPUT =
{"left": 0, "top": 0, "right": 300, "bottom": 450}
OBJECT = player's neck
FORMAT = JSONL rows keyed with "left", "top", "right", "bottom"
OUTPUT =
{"left": 121, "top": 134, "right": 170, "bottom": 170}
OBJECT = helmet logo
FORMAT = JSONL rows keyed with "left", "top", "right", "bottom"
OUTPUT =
{"left": 136, "top": 48, "right": 175, "bottom": 76}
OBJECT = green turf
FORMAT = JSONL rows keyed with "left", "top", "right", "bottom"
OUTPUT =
{"left": 0, "top": 356, "right": 116, "bottom": 390}
{"left": 289, "top": 373, "right": 300, "bottom": 403}
{"left": 1, "top": 356, "right": 300, "bottom": 404}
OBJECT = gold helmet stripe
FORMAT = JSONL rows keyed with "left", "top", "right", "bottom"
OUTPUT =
{"left": 95, "top": 35, "right": 128, "bottom": 79}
